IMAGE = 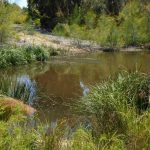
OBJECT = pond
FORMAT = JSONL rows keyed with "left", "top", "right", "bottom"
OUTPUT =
{"left": 0, "top": 51, "right": 150, "bottom": 123}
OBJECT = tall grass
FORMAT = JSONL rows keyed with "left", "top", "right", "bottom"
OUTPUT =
{"left": 0, "top": 71, "right": 150, "bottom": 149}
{"left": 0, "top": 115, "right": 68, "bottom": 150}
{"left": 0, "top": 46, "right": 50, "bottom": 68}
{"left": 0, "top": 75, "right": 37, "bottom": 105}
{"left": 76, "top": 71, "right": 150, "bottom": 149}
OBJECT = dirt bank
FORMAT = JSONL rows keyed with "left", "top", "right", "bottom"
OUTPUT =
{"left": 14, "top": 29, "right": 145, "bottom": 54}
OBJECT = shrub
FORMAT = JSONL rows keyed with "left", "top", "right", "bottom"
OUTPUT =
{"left": 11, "top": 4, "right": 28, "bottom": 24}
{"left": 0, "top": 46, "right": 50, "bottom": 69}
{"left": 24, "top": 46, "right": 36, "bottom": 63}
{"left": 119, "top": 0, "right": 150, "bottom": 46}
{"left": 0, "top": 3, "right": 12, "bottom": 44}
{"left": 96, "top": 15, "right": 121, "bottom": 48}
{"left": 74, "top": 71, "right": 150, "bottom": 149}
{"left": 32, "top": 46, "right": 49, "bottom": 61}
{"left": 53, "top": 23, "right": 70, "bottom": 37}
{"left": 0, "top": 47, "right": 26, "bottom": 67}
{"left": 84, "top": 11, "right": 97, "bottom": 29}
{"left": 34, "top": 19, "right": 41, "bottom": 28}
{"left": 69, "top": 5, "right": 84, "bottom": 25}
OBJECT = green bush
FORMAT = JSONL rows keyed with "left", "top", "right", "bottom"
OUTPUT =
{"left": 34, "top": 19, "right": 41, "bottom": 28}
{"left": 53, "top": 1, "right": 150, "bottom": 48}
{"left": 53, "top": 23, "right": 70, "bottom": 37}
{"left": 24, "top": 46, "right": 36, "bottom": 63}
{"left": 96, "top": 15, "right": 121, "bottom": 48}
{"left": 76, "top": 71, "right": 150, "bottom": 149}
{"left": 84, "top": 11, "right": 97, "bottom": 29}
{"left": 0, "top": 46, "right": 50, "bottom": 68}
{"left": 0, "top": 47, "right": 26, "bottom": 67}
{"left": 32, "top": 46, "right": 49, "bottom": 61}
{"left": 0, "top": 3, "right": 12, "bottom": 44}
{"left": 120, "top": 0, "right": 149, "bottom": 46}
{"left": 69, "top": 5, "right": 84, "bottom": 25}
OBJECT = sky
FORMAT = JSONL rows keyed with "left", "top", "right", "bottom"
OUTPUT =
{"left": 10, "top": 0, "right": 27, "bottom": 8}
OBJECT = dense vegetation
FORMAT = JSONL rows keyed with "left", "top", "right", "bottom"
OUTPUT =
{"left": 28, "top": 0, "right": 126, "bottom": 29}
{"left": 0, "top": 46, "right": 51, "bottom": 69}
{"left": 28, "top": 0, "right": 150, "bottom": 48}
{"left": 0, "top": 0, "right": 150, "bottom": 149}
{"left": 0, "top": 1, "right": 27, "bottom": 43}
{"left": 0, "top": 71, "right": 150, "bottom": 149}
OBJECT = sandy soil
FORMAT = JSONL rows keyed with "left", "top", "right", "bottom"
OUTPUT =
{"left": 15, "top": 29, "right": 143, "bottom": 54}
{"left": 16, "top": 32, "right": 97, "bottom": 54}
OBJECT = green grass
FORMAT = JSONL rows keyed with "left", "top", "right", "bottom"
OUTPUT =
{"left": 0, "top": 75, "right": 35, "bottom": 104}
{"left": 0, "top": 71, "right": 150, "bottom": 149}
{"left": 0, "top": 45, "right": 60, "bottom": 69}
{"left": 76, "top": 71, "right": 150, "bottom": 149}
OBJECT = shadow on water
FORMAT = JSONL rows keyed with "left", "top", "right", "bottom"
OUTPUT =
{"left": 0, "top": 52, "right": 150, "bottom": 124}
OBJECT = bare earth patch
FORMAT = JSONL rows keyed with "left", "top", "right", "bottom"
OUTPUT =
{"left": 17, "top": 32, "right": 91, "bottom": 55}
{"left": 14, "top": 29, "right": 144, "bottom": 54}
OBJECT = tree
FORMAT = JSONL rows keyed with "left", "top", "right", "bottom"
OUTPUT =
{"left": 28, "top": 0, "right": 82, "bottom": 30}
{"left": 0, "top": 2, "right": 12, "bottom": 43}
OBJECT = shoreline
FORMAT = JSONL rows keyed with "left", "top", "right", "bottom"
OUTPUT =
{"left": 12, "top": 31, "right": 149, "bottom": 55}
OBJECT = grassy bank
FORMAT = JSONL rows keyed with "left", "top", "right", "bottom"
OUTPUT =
{"left": 0, "top": 45, "right": 60, "bottom": 69}
{"left": 76, "top": 71, "right": 150, "bottom": 149}
{"left": 0, "top": 71, "right": 150, "bottom": 149}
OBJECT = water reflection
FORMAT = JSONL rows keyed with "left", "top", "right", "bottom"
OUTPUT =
{"left": 0, "top": 52, "right": 150, "bottom": 122}
{"left": 80, "top": 81, "right": 90, "bottom": 96}
{"left": 17, "top": 75, "right": 37, "bottom": 105}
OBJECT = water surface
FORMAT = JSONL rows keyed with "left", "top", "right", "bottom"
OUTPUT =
{"left": 0, "top": 52, "right": 150, "bottom": 122}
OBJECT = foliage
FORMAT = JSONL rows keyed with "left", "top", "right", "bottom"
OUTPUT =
{"left": 53, "top": 23, "right": 70, "bottom": 37}
{"left": 0, "top": 2, "right": 13, "bottom": 43}
{"left": 0, "top": 2, "right": 28, "bottom": 44}
{"left": 120, "top": 0, "right": 150, "bottom": 46}
{"left": 76, "top": 71, "right": 150, "bottom": 149}
{"left": 33, "top": 19, "right": 41, "bottom": 28}
{"left": 0, "top": 71, "right": 150, "bottom": 149}
{"left": 26, "top": 46, "right": 49, "bottom": 61}
{"left": 0, "top": 113, "right": 65, "bottom": 150}
{"left": 0, "top": 46, "right": 50, "bottom": 68}
{"left": 11, "top": 4, "right": 28, "bottom": 24}
{"left": 0, "top": 75, "right": 36, "bottom": 105}
{"left": 53, "top": 0, "right": 150, "bottom": 48}
{"left": 96, "top": 15, "right": 121, "bottom": 48}
{"left": 28, "top": 0, "right": 127, "bottom": 29}
{"left": 28, "top": 0, "right": 82, "bottom": 29}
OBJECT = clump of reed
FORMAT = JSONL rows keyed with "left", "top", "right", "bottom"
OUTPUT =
{"left": 0, "top": 45, "right": 52, "bottom": 69}
{"left": 0, "top": 75, "right": 36, "bottom": 105}
{"left": 76, "top": 71, "right": 150, "bottom": 149}
{"left": 0, "top": 71, "right": 150, "bottom": 149}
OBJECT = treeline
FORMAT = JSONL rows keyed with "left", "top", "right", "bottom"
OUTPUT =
{"left": 28, "top": 0, "right": 127, "bottom": 29}
{"left": 28, "top": 0, "right": 150, "bottom": 48}
{"left": 28, "top": 0, "right": 150, "bottom": 29}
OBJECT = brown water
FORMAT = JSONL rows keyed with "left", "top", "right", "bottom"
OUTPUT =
{"left": 0, "top": 52, "right": 150, "bottom": 122}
